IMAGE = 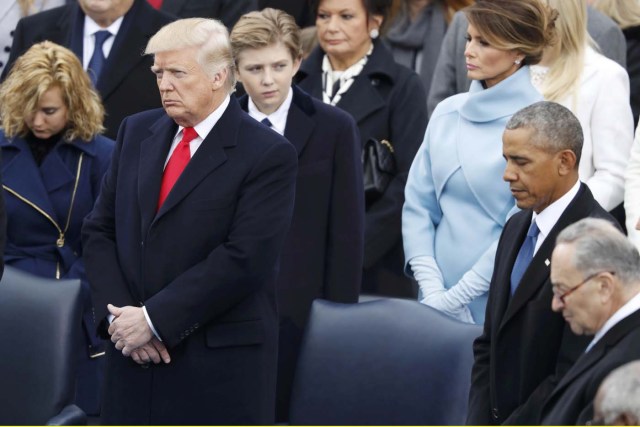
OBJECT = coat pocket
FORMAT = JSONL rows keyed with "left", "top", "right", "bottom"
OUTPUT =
{"left": 205, "top": 319, "right": 264, "bottom": 349}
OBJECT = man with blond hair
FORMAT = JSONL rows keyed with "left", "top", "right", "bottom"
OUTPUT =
{"left": 82, "top": 18, "right": 297, "bottom": 424}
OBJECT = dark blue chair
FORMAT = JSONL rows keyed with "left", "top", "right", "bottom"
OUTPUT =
{"left": 289, "top": 298, "right": 482, "bottom": 425}
{"left": 0, "top": 266, "right": 86, "bottom": 425}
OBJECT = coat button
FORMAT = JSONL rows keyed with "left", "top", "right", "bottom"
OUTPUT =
{"left": 371, "top": 78, "right": 379, "bottom": 87}
{"left": 492, "top": 408, "right": 499, "bottom": 419}
{"left": 4, "top": 46, "right": 10, "bottom": 52}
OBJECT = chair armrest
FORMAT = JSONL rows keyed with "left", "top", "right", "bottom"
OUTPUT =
{"left": 46, "top": 404, "right": 87, "bottom": 425}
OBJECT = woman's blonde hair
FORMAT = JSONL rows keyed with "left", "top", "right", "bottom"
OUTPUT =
{"left": 592, "top": 0, "right": 640, "bottom": 30}
{"left": 541, "top": 0, "right": 588, "bottom": 103}
{"left": 465, "top": 0, "right": 557, "bottom": 66}
{"left": 0, "top": 41, "right": 105, "bottom": 141}
{"left": 230, "top": 8, "right": 302, "bottom": 63}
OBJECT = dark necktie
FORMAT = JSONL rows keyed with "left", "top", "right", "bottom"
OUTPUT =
{"left": 88, "top": 30, "right": 112, "bottom": 85}
{"left": 261, "top": 117, "right": 273, "bottom": 128}
{"left": 510, "top": 220, "right": 540, "bottom": 295}
{"left": 157, "top": 127, "right": 198, "bottom": 210}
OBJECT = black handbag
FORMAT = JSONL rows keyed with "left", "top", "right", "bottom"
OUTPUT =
{"left": 362, "top": 138, "right": 397, "bottom": 205}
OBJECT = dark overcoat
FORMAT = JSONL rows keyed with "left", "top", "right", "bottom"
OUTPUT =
{"left": 468, "top": 183, "right": 616, "bottom": 425}
{"left": 82, "top": 99, "right": 297, "bottom": 424}
{"left": 240, "top": 85, "right": 364, "bottom": 419}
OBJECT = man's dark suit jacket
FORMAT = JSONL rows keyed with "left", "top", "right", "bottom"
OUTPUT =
{"left": 467, "top": 183, "right": 615, "bottom": 425}
{"left": 2, "top": 0, "right": 174, "bottom": 139}
{"left": 160, "top": 0, "right": 257, "bottom": 29}
{"left": 540, "top": 308, "right": 640, "bottom": 425}
{"left": 239, "top": 85, "right": 364, "bottom": 420}
{"left": 81, "top": 98, "right": 297, "bottom": 424}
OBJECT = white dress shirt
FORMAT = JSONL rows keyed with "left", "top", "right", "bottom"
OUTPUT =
{"left": 586, "top": 292, "right": 640, "bottom": 352}
{"left": 82, "top": 15, "right": 124, "bottom": 70}
{"left": 530, "top": 179, "right": 581, "bottom": 255}
{"left": 247, "top": 87, "right": 293, "bottom": 136}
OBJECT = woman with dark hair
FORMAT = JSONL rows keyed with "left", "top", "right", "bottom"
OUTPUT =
{"left": 296, "top": 0, "right": 428, "bottom": 298}
{"left": 0, "top": 41, "right": 114, "bottom": 415}
{"left": 402, "top": 0, "right": 556, "bottom": 323}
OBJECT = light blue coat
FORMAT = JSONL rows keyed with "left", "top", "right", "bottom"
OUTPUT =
{"left": 403, "top": 66, "right": 542, "bottom": 322}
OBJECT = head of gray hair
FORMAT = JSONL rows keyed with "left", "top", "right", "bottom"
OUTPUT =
{"left": 145, "top": 18, "right": 236, "bottom": 93}
{"left": 555, "top": 218, "right": 640, "bottom": 286}
{"left": 597, "top": 360, "right": 640, "bottom": 425}
{"left": 505, "top": 101, "right": 583, "bottom": 165}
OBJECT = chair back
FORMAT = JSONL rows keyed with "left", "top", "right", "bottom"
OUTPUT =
{"left": 0, "top": 266, "right": 83, "bottom": 424}
{"left": 289, "top": 298, "right": 482, "bottom": 425}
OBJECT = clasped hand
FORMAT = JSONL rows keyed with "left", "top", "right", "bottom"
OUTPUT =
{"left": 107, "top": 304, "right": 171, "bottom": 365}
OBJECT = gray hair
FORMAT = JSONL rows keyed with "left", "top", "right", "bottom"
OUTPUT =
{"left": 505, "top": 101, "right": 583, "bottom": 165}
{"left": 598, "top": 360, "right": 640, "bottom": 424}
{"left": 145, "top": 18, "right": 236, "bottom": 93}
{"left": 555, "top": 218, "right": 640, "bottom": 286}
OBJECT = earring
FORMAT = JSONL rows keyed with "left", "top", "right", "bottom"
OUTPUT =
{"left": 514, "top": 58, "right": 522, "bottom": 65}
{"left": 370, "top": 28, "right": 379, "bottom": 39}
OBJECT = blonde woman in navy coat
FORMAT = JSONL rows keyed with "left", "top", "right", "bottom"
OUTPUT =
{"left": 0, "top": 41, "right": 114, "bottom": 415}
{"left": 231, "top": 8, "right": 364, "bottom": 421}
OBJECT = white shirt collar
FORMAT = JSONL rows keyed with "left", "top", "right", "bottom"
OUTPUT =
{"left": 247, "top": 87, "right": 293, "bottom": 136}
{"left": 586, "top": 291, "right": 640, "bottom": 352}
{"left": 531, "top": 180, "right": 581, "bottom": 254}
{"left": 164, "top": 95, "right": 230, "bottom": 165}
{"left": 82, "top": 15, "right": 124, "bottom": 69}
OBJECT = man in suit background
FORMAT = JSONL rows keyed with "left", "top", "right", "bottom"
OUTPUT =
{"left": 230, "top": 8, "right": 364, "bottom": 421}
{"left": 2, "top": 0, "right": 174, "bottom": 139}
{"left": 156, "top": 0, "right": 257, "bottom": 29}
{"left": 538, "top": 218, "right": 640, "bottom": 424}
{"left": 592, "top": 360, "right": 640, "bottom": 426}
{"left": 82, "top": 17, "right": 297, "bottom": 424}
{"left": 467, "top": 101, "right": 615, "bottom": 425}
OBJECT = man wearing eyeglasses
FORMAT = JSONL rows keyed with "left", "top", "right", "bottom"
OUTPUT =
{"left": 536, "top": 218, "right": 640, "bottom": 425}
{"left": 468, "top": 101, "right": 618, "bottom": 425}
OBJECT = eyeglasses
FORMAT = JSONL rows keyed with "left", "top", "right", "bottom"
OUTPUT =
{"left": 552, "top": 271, "right": 615, "bottom": 304}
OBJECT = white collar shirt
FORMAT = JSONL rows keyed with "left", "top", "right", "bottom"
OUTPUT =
{"left": 82, "top": 15, "right": 124, "bottom": 70}
{"left": 164, "top": 95, "right": 231, "bottom": 167}
{"left": 586, "top": 292, "right": 640, "bottom": 352}
{"left": 247, "top": 87, "right": 293, "bottom": 136}
{"left": 531, "top": 180, "right": 581, "bottom": 255}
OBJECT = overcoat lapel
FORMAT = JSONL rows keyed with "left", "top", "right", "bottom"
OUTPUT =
{"left": 138, "top": 114, "right": 176, "bottom": 233}
{"left": 284, "top": 87, "right": 316, "bottom": 157}
{"left": 1, "top": 138, "right": 60, "bottom": 222}
{"left": 97, "top": 0, "right": 155, "bottom": 100}
{"left": 546, "top": 310, "right": 640, "bottom": 401}
{"left": 152, "top": 99, "right": 242, "bottom": 222}
{"left": 500, "top": 184, "right": 593, "bottom": 328}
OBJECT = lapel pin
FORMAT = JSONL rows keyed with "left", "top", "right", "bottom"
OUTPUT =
{"left": 545, "top": 259, "right": 550, "bottom": 266}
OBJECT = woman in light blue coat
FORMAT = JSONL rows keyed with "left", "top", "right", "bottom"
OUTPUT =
{"left": 402, "top": 0, "right": 557, "bottom": 323}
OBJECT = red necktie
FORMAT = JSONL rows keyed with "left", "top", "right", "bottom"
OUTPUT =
{"left": 147, "top": 0, "right": 163, "bottom": 9}
{"left": 157, "top": 127, "right": 197, "bottom": 210}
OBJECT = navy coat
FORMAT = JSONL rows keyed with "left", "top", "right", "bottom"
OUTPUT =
{"left": 296, "top": 39, "right": 428, "bottom": 297}
{"left": 82, "top": 98, "right": 297, "bottom": 424}
{"left": 240, "top": 85, "right": 364, "bottom": 419}
{"left": 2, "top": 0, "right": 174, "bottom": 139}
{"left": 1, "top": 131, "right": 113, "bottom": 351}
{"left": 540, "top": 309, "right": 640, "bottom": 425}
